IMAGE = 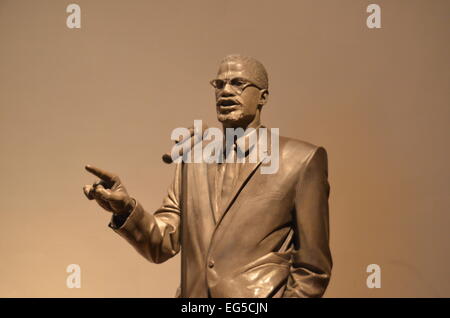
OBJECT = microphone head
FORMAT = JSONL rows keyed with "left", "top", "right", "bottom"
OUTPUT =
{"left": 162, "top": 153, "right": 173, "bottom": 164}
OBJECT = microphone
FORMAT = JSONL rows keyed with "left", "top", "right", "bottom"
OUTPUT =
{"left": 161, "top": 124, "right": 208, "bottom": 164}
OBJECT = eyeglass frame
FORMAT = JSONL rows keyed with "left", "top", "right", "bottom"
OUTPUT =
{"left": 209, "top": 77, "right": 263, "bottom": 95}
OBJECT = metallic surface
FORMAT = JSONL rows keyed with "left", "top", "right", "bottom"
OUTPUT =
{"left": 84, "top": 55, "right": 332, "bottom": 297}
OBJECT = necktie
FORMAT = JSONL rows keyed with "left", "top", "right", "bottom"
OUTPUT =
{"left": 215, "top": 159, "right": 241, "bottom": 220}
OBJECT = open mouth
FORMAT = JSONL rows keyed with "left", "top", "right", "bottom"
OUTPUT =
{"left": 217, "top": 99, "right": 239, "bottom": 107}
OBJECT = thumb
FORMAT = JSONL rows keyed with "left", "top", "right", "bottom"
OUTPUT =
{"left": 94, "top": 184, "right": 112, "bottom": 201}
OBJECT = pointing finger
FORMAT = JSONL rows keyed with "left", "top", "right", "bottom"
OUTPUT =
{"left": 85, "top": 165, "right": 116, "bottom": 182}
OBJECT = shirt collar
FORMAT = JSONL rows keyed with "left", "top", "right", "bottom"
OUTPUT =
{"left": 223, "top": 124, "right": 263, "bottom": 159}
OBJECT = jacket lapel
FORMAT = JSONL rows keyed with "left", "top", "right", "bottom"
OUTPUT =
{"left": 206, "top": 162, "right": 219, "bottom": 223}
{"left": 218, "top": 160, "right": 264, "bottom": 220}
{"left": 215, "top": 137, "right": 270, "bottom": 226}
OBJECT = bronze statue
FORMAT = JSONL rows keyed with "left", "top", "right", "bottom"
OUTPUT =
{"left": 83, "top": 54, "right": 332, "bottom": 297}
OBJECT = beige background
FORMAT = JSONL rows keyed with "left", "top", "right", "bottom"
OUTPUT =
{"left": 0, "top": 0, "right": 449, "bottom": 297}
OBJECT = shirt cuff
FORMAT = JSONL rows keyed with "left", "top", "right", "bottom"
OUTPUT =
{"left": 108, "top": 198, "right": 137, "bottom": 230}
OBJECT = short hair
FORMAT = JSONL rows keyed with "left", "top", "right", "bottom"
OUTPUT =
{"left": 218, "top": 54, "right": 269, "bottom": 90}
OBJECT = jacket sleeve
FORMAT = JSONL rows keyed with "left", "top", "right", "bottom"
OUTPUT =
{"left": 283, "top": 146, "right": 332, "bottom": 298}
{"left": 108, "top": 163, "right": 182, "bottom": 264}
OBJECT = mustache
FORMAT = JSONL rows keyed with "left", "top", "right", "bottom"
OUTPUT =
{"left": 216, "top": 96, "right": 242, "bottom": 107}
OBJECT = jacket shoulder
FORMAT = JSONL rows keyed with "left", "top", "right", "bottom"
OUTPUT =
{"left": 279, "top": 136, "right": 323, "bottom": 161}
{"left": 276, "top": 136, "right": 328, "bottom": 177}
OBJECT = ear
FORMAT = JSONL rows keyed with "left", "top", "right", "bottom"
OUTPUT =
{"left": 258, "top": 89, "right": 269, "bottom": 107}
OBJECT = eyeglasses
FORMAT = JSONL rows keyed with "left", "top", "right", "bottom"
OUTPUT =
{"left": 209, "top": 77, "right": 262, "bottom": 94}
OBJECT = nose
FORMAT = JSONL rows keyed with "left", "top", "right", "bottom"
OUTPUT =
{"left": 221, "top": 82, "right": 235, "bottom": 97}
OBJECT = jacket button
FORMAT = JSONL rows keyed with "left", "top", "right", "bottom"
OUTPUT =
{"left": 208, "top": 260, "right": 215, "bottom": 268}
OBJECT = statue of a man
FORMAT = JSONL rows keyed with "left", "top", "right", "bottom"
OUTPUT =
{"left": 83, "top": 54, "right": 332, "bottom": 298}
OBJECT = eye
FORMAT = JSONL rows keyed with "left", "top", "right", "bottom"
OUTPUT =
{"left": 230, "top": 78, "right": 246, "bottom": 87}
{"left": 213, "top": 79, "right": 225, "bottom": 89}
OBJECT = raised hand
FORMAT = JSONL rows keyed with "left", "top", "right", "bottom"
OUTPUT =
{"left": 83, "top": 165, "right": 135, "bottom": 216}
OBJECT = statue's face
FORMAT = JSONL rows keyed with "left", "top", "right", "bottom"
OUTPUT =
{"left": 213, "top": 59, "right": 265, "bottom": 127}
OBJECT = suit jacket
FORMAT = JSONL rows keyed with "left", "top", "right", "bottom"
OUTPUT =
{"left": 110, "top": 133, "right": 332, "bottom": 298}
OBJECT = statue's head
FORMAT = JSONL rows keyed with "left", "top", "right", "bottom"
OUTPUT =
{"left": 211, "top": 54, "right": 269, "bottom": 128}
